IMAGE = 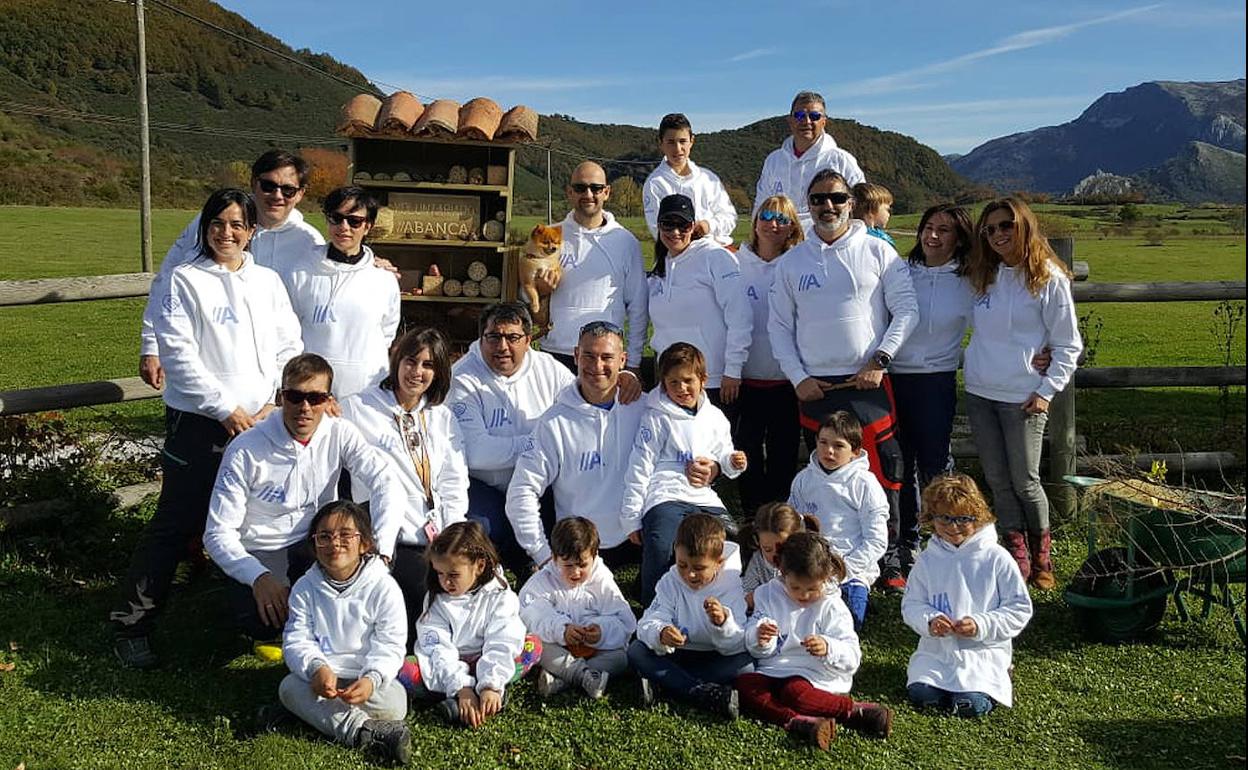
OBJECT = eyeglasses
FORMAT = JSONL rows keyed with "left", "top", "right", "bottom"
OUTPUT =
{"left": 980, "top": 220, "right": 1016, "bottom": 237}
{"left": 326, "top": 212, "right": 370, "bottom": 228}
{"left": 808, "top": 192, "right": 852, "bottom": 207}
{"left": 256, "top": 178, "right": 303, "bottom": 198}
{"left": 570, "top": 182, "right": 608, "bottom": 194}
{"left": 281, "top": 388, "right": 333, "bottom": 406}
{"left": 792, "top": 110, "right": 824, "bottom": 122}
{"left": 759, "top": 210, "right": 792, "bottom": 225}
{"left": 579, "top": 320, "right": 623, "bottom": 337}
{"left": 482, "top": 331, "right": 528, "bottom": 345}
{"left": 659, "top": 218, "right": 694, "bottom": 233}
{"left": 313, "top": 530, "right": 362, "bottom": 546}
{"left": 933, "top": 514, "right": 978, "bottom": 526}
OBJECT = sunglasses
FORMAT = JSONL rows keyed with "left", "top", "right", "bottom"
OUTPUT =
{"left": 659, "top": 218, "right": 694, "bottom": 233}
{"left": 792, "top": 110, "right": 824, "bottom": 122}
{"left": 483, "top": 331, "right": 527, "bottom": 344}
{"left": 808, "top": 191, "right": 852, "bottom": 206}
{"left": 325, "top": 212, "right": 370, "bottom": 228}
{"left": 312, "top": 530, "right": 362, "bottom": 546}
{"left": 933, "top": 514, "right": 978, "bottom": 526}
{"left": 570, "top": 182, "right": 608, "bottom": 194}
{"left": 256, "top": 178, "right": 303, "bottom": 198}
{"left": 759, "top": 209, "right": 792, "bottom": 225}
{"left": 580, "top": 320, "right": 623, "bottom": 336}
{"left": 281, "top": 388, "right": 333, "bottom": 406}
{"left": 980, "top": 220, "right": 1016, "bottom": 237}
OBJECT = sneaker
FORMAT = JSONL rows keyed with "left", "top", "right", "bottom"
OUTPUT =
{"left": 580, "top": 669, "right": 609, "bottom": 699}
{"left": 844, "top": 701, "right": 893, "bottom": 739}
{"left": 253, "top": 638, "right": 283, "bottom": 663}
{"left": 358, "top": 718, "right": 412, "bottom": 765}
{"left": 785, "top": 715, "right": 836, "bottom": 750}
{"left": 536, "top": 668, "right": 570, "bottom": 698}
{"left": 114, "top": 636, "right": 159, "bottom": 669}
{"left": 689, "top": 682, "right": 739, "bottom": 720}
{"left": 437, "top": 696, "right": 460, "bottom": 725}
{"left": 254, "top": 702, "right": 294, "bottom": 734}
{"left": 639, "top": 677, "right": 657, "bottom": 707}
{"left": 880, "top": 574, "right": 907, "bottom": 595}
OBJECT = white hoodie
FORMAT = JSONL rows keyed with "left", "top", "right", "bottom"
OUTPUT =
{"left": 902, "top": 524, "right": 1033, "bottom": 707}
{"left": 548, "top": 210, "right": 649, "bottom": 360}
{"left": 788, "top": 451, "right": 889, "bottom": 587}
{"left": 154, "top": 253, "right": 302, "bottom": 420}
{"left": 280, "top": 244, "right": 400, "bottom": 400}
{"left": 620, "top": 388, "right": 743, "bottom": 534}
{"left": 646, "top": 238, "right": 753, "bottom": 388}
{"left": 753, "top": 133, "right": 866, "bottom": 231}
{"left": 448, "top": 342, "right": 575, "bottom": 490}
{"left": 891, "top": 261, "right": 976, "bottom": 374}
{"left": 204, "top": 412, "right": 406, "bottom": 586}
{"left": 340, "top": 386, "right": 469, "bottom": 547}
{"left": 506, "top": 382, "right": 645, "bottom": 562}
{"left": 643, "top": 158, "right": 738, "bottom": 245}
{"left": 736, "top": 243, "right": 789, "bottom": 381}
{"left": 745, "top": 578, "right": 860, "bottom": 694}
{"left": 140, "top": 209, "right": 324, "bottom": 357}
{"left": 518, "top": 557, "right": 636, "bottom": 650}
{"left": 964, "top": 264, "right": 1082, "bottom": 403}
{"left": 636, "top": 541, "right": 747, "bottom": 655}
{"left": 414, "top": 572, "right": 527, "bottom": 697}
{"left": 282, "top": 557, "right": 407, "bottom": 686}
{"left": 768, "top": 220, "right": 917, "bottom": 383}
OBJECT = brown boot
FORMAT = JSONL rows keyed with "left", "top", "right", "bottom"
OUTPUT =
{"left": 785, "top": 715, "right": 836, "bottom": 750}
{"left": 843, "top": 701, "right": 893, "bottom": 739}
{"left": 1003, "top": 530, "right": 1031, "bottom": 581}
{"left": 1028, "top": 530, "right": 1057, "bottom": 590}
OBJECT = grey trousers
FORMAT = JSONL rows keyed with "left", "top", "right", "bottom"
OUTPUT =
{"left": 965, "top": 392, "right": 1050, "bottom": 533}
{"left": 540, "top": 643, "right": 630, "bottom": 684}
{"left": 278, "top": 673, "right": 407, "bottom": 746}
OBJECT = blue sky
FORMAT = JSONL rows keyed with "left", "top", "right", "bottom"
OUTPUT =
{"left": 215, "top": 0, "right": 1244, "bottom": 155}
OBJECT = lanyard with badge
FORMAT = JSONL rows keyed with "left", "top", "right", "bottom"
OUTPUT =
{"left": 396, "top": 411, "right": 439, "bottom": 541}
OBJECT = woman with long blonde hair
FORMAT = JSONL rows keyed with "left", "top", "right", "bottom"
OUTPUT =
{"left": 963, "top": 197, "right": 1082, "bottom": 590}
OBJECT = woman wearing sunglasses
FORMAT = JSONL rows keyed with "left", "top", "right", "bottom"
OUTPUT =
{"left": 110, "top": 188, "right": 304, "bottom": 668}
{"left": 964, "top": 198, "right": 1082, "bottom": 590}
{"left": 647, "top": 193, "right": 753, "bottom": 409}
{"left": 732, "top": 195, "right": 805, "bottom": 514}
{"left": 278, "top": 186, "right": 400, "bottom": 401}
{"left": 341, "top": 327, "right": 468, "bottom": 648}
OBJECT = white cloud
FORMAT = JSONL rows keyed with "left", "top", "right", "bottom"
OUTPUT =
{"left": 728, "top": 48, "right": 776, "bottom": 63}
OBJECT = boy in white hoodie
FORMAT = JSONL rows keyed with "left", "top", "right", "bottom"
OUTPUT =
{"left": 788, "top": 412, "right": 888, "bottom": 632}
{"left": 628, "top": 514, "right": 754, "bottom": 718}
{"left": 519, "top": 517, "right": 635, "bottom": 699}
{"left": 643, "top": 113, "right": 738, "bottom": 246}
{"left": 902, "top": 474, "right": 1033, "bottom": 718}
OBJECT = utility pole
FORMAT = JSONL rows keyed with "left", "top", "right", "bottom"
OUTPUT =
{"left": 136, "top": 0, "right": 153, "bottom": 272}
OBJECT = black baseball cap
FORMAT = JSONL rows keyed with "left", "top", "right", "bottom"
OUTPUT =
{"left": 657, "top": 194, "right": 695, "bottom": 225}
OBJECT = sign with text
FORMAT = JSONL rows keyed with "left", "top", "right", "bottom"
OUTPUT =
{"left": 386, "top": 193, "right": 480, "bottom": 240}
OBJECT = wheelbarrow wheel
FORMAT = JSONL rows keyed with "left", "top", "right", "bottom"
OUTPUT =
{"left": 1068, "top": 547, "right": 1169, "bottom": 643}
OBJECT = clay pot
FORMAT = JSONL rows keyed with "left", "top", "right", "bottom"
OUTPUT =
{"left": 377, "top": 91, "right": 424, "bottom": 134}
{"left": 457, "top": 97, "right": 503, "bottom": 141}
{"left": 413, "top": 99, "right": 461, "bottom": 137}
{"left": 339, "top": 94, "right": 382, "bottom": 136}
{"left": 497, "top": 105, "right": 539, "bottom": 141}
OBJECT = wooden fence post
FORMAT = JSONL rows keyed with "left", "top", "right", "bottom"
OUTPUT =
{"left": 1047, "top": 236, "right": 1077, "bottom": 520}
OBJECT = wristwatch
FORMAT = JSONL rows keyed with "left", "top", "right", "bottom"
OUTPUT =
{"left": 871, "top": 350, "right": 892, "bottom": 370}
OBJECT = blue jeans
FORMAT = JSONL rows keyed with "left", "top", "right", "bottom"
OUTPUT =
{"left": 640, "top": 501, "right": 729, "bottom": 607}
{"left": 841, "top": 582, "right": 869, "bottom": 632}
{"left": 964, "top": 393, "right": 1050, "bottom": 534}
{"left": 907, "top": 682, "right": 995, "bottom": 717}
{"left": 466, "top": 478, "right": 554, "bottom": 577}
{"left": 891, "top": 371, "right": 957, "bottom": 568}
{"left": 627, "top": 640, "right": 754, "bottom": 699}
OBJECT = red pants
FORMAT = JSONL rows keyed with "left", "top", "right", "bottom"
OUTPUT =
{"left": 736, "top": 673, "right": 854, "bottom": 726}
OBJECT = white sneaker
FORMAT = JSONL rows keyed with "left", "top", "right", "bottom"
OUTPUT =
{"left": 581, "top": 669, "right": 609, "bottom": 699}
{"left": 535, "top": 668, "right": 569, "bottom": 698}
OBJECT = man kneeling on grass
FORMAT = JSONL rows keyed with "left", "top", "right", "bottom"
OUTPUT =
{"left": 203, "top": 354, "right": 406, "bottom": 657}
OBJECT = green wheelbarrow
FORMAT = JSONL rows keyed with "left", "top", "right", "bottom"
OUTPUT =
{"left": 1062, "top": 475, "right": 1246, "bottom": 643}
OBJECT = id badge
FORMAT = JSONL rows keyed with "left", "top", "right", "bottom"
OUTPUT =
{"left": 423, "top": 522, "right": 439, "bottom": 542}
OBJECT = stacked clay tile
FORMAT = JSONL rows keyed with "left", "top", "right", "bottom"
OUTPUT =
{"left": 337, "top": 92, "right": 538, "bottom": 141}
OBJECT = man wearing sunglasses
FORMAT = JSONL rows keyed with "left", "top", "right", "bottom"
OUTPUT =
{"left": 753, "top": 91, "right": 865, "bottom": 231}
{"left": 204, "top": 353, "right": 406, "bottom": 651}
{"left": 139, "top": 149, "right": 324, "bottom": 391}
{"left": 768, "top": 169, "right": 917, "bottom": 593}
{"left": 542, "top": 162, "right": 648, "bottom": 376}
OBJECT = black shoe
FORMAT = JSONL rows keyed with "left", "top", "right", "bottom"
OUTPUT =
{"left": 639, "top": 677, "right": 657, "bottom": 707}
{"left": 689, "top": 682, "right": 739, "bottom": 719}
{"left": 113, "top": 636, "right": 159, "bottom": 669}
{"left": 358, "top": 718, "right": 412, "bottom": 765}
{"left": 437, "top": 696, "right": 460, "bottom": 725}
{"left": 254, "top": 702, "right": 295, "bottom": 734}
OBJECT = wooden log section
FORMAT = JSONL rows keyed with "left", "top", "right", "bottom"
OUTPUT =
{"left": 1074, "top": 366, "right": 1245, "bottom": 388}
{"left": 0, "top": 377, "right": 159, "bottom": 416}
{"left": 1074, "top": 281, "right": 1246, "bottom": 303}
{"left": 0, "top": 273, "right": 153, "bottom": 306}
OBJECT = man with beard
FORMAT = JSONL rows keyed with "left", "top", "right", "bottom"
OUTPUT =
{"left": 766, "top": 169, "right": 917, "bottom": 594}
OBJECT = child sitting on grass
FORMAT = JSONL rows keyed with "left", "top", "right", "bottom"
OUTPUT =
{"left": 739, "top": 533, "right": 893, "bottom": 749}
{"left": 902, "top": 474, "right": 1033, "bottom": 717}
{"left": 852, "top": 182, "right": 895, "bottom": 246}
{"left": 519, "top": 517, "right": 636, "bottom": 699}
{"left": 628, "top": 513, "right": 753, "bottom": 718}
{"left": 788, "top": 411, "right": 888, "bottom": 631}
{"left": 279, "top": 501, "right": 411, "bottom": 764}
{"left": 741, "top": 502, "right": 820, "bottom": 613}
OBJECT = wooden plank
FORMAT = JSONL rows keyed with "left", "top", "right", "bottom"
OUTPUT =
{"left": 1076, "top": 451, "right": 1240, "bottom": 473}
{"left": 0, "top": 377, "right": 159, "bottom": 416}
{"left": 1074, "top": 281, "right": 1246, "bottom": 303}
{"left": 1074, "top": 366, "right": 1245, "bottom": 388}
{"left": 0, "top": 273, "right": 153, "bottom": 307}
{"left": 1073, "top": 260, "right": 1089, "bottom": 281}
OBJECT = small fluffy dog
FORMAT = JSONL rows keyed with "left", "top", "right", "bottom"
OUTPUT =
{"left": 518, "top": 224, "right": 563, "bottom": 333}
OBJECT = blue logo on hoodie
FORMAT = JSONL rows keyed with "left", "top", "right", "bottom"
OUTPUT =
{"left": 312, "top": 304, "right": 337, "bottom": 324}
{"left": 931, "top": 592, "right": 952, "bottom": 617}
{"left": 213, "top": 305, "right": 239, "bottom": 324}
{"left": 798, "top": 273, "right": 822, "bottom": 292}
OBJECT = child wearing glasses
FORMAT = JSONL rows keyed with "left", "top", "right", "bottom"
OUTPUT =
{"left": 278, "top": 501, "right": 411, "bottom": 764}
{"left": 902, "top": 474, "right": 1033, "bottom": 718}
{"left": 787, "top": 412, "right": 888, "bottom": 632}
{"left": 852, "top": 182, "right": 895, "bottom": 247}
{"left": 643, "top": 113, "right": 738, "bottom": 246}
